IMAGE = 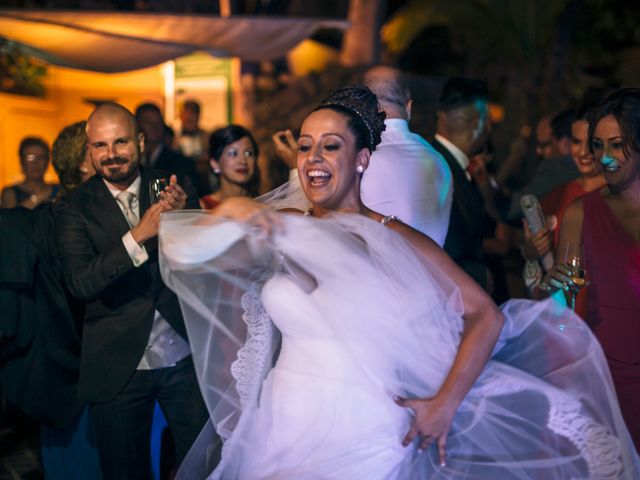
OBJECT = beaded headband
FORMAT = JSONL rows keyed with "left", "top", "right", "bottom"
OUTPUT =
{"left": 320, "top": 101, "right": 375, "bottom": 149}
{"left": 317, "top": 86, "right": 385, "bottom": 152}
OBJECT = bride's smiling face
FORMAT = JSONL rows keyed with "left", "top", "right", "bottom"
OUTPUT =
{"left": 297, "top": 109, "right": 367, "bottom": 211}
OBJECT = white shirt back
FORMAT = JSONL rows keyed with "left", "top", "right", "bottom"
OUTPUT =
{"left": 362, "top": 119, "right": 453, "bottom": 246}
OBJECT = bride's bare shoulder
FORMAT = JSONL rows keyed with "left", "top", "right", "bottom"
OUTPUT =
{"left": 386, "top": 220, "right": 441, "bottom": 254}
{"left": 278, "top": 208, "right": 305, "bottom": 215}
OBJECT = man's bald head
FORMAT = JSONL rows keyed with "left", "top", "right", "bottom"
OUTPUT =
{"left": 363, "top": 66, "right": 411, "bottom": 120}
{"left": 85, "top": 102, "right": 144, "bottom": 188}
{"left": 87, "top": 102, "right": 139, "bottom": 137}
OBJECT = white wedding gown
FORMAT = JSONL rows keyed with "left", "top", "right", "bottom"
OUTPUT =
{"left": 159, "top": 210, "right": 639, "bottom": 479}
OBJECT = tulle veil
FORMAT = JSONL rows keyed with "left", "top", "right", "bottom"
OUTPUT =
{"left": 159, "top": 179, "right": 639, "bottom": 479}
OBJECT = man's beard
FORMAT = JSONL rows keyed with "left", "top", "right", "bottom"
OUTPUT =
{"left": 97, "top": 155, "right": 139, "bottom": 184}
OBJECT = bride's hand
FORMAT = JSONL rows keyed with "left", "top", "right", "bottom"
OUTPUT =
{"left": 211, "top": 196, "right": 283, "bottom": 236}
{"left": 394, "top": 394, "right": 455, "bottom": 467}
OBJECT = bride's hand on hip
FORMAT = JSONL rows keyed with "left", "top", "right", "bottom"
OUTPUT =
{"left": 212, "top": 197, "right": 283, "bottom": 236}
{"left": 394, "top": 394, "right": 455, "bottom": 466}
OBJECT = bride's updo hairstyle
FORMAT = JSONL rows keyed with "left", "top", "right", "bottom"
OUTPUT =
{"left": 315, "top": 86, "right": 386, "bottom": 152}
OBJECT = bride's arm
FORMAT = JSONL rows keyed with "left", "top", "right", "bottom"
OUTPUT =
{"left": 389, "top": 223, "right": 504, "bottom": 465}
{"left": 160, "top": 197, "right": 279, "bottom": 271}
{"left": 210, "top": 197, "right": 317, "bottom": 292}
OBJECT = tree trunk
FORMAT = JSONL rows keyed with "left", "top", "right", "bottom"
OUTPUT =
{"left": 339, "top": 0, "right": 386, "bottom": 67}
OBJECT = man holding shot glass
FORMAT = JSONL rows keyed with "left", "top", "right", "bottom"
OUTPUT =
{"left": 54, "top": 102, "right": 209, "bottom": 479}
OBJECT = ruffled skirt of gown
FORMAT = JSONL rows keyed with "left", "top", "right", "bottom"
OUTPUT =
{"left": 158, "top": 210, "right": 640, "bottom": 479}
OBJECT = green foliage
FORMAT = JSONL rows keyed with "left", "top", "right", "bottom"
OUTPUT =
{"left": 0, "top": 40, "right": 47, "bottom": 97}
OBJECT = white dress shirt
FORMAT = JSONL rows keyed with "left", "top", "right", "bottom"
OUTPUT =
{"left": 105, "top": 174, "right": 190, "bottom": 370}
{"left": 362, "top": 119, "right": 453, "bottom": 247}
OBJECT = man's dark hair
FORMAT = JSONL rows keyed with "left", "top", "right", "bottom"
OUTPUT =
{"left": 135, "top": 102, "right": 163, "bottom": 120}
{"left": 437, "top": 78, "right": 489, "bottom": 112}
{"left": 183, "top": 100, "right": 201, "bottom": 116}
{"left": 550, "top": 109, "right": 576, "bottom": 141}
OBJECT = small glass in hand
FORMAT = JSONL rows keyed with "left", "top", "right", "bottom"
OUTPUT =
{"left": 149, "top": 178, "right": 168, "bottom": 204}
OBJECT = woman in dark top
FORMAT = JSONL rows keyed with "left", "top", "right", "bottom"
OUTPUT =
{"left": 1, "top": 136, "right": 59, "bottom": 209}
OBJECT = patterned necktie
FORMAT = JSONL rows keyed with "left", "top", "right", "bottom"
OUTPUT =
{"left": 116, "top": 190, "right": 139, "bottom": 227}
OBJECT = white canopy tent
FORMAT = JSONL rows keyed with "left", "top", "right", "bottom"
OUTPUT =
{"left": 0, "top": 10, "right": 348, "bottom": 72}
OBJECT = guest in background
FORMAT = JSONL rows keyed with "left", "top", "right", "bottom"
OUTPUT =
{"left": 492, "top": 110, "right": 581, "bottom": 222}
{"left": 1, "top": 137, "right": 59, "bottom": 209}
{"left": 522, "top": 104, "right": 606, "bottom": 312}
{"left": 135, "top": 102, "right": 208, "bottom": 196}
{"left": 173, "top": 99, "right": 208, "bottom": 163}
{"left": 469, "top": 141, "right": 512, "bottom": 304}
{"left": 361, "top": 65, "right": 453, "bottom": 246}
{"left": 1, "top": 121, "right": 101, "bottom": 480}
{"left": 550, "top": 88, "right": 640, "bottom": 450}
{"left": 173, "top": 99, "right": 212, "bottom": 195}
{"left": 432, "top": 77, "right": 493, "bottom": 291}
{"left": 51, "top": 121, "right": 95, "bottom": 197}
{"left": 200, "top": 124, "right": 260, "bottom": 209}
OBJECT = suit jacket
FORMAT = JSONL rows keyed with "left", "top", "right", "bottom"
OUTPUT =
{"left": 54, "top": 167, "right": 199, "bottom": 402}
{"left": 0, "top": 205, "right": 83, "bottom": 428}
{"left": 431, "top": 138, "right": 489, "bottom": 289}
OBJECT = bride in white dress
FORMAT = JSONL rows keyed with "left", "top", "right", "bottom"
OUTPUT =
{"left": 159, "top": 86, "right": 639, "bottom": 479}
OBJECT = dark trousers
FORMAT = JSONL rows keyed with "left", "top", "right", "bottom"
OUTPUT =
{"left": 90, "top": 356, "right": 209, "bottom": 480}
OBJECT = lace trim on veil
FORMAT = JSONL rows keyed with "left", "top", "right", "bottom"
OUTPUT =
{"left": 475, "top": 376, "right": 623, "bottom": 478}
{"left": 547, "top": 392, "right": 623, "bottom": 479}
{"left": 230, "top": 281, "right": 274, "bottom": 408}
{"left": 211, "top": 280, "right": 275, "bottom": 480}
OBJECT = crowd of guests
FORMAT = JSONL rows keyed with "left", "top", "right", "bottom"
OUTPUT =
{"left": 0, "top": 67, "right": 638, "bottom": 479}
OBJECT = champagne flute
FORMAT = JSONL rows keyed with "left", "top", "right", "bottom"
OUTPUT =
{"left": 562, "top": 242, "right": 586, "bottom": 311}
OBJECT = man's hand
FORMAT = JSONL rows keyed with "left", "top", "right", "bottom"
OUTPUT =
{"left": 394, "top": 394, "right": 455, "bottom": 467}
{"left": 158, "top": 174, "right": 187, "bottom": 211}
{"left": 131, "top": 203, "right": 165, "bottom": 245}
{"left": 272, "top": 129, "right": 298, "bottom": 170}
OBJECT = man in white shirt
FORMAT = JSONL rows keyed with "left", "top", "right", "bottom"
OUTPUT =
{"left": 361, "top": 66, "right": 453, "bottom": 247}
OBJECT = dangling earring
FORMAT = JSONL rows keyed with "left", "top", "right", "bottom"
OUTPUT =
{"left": 356, "top": 165, "right": 365, "bottom": 173}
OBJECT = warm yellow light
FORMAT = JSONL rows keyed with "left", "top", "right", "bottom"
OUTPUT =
{"left": 287, "top": 40, "right": 339, "bottom": 77}
{"left": 489, "top": 103, "right": 505, "bottom": 123}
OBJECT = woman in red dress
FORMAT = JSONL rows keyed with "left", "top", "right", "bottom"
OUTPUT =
{"left": 199, "top": 125, "right": 260, "bottom": 209}
{"left": 556, "top": 88, "right": 640, "bottom": 451}
{"left": 523, "top": 105, "right": 606, "bottom": 315}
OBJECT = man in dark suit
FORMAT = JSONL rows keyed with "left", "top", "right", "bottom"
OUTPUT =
{"left": 135, "top": 102, "right": 211, "bottom": 196}
{"left": 55, "top": 102, "right": 209, "bottom": 479}
{"left": 432, "top": 78, "right": 493, "bottom": 292}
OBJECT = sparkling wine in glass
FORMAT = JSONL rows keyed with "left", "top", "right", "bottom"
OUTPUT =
{"left": 562, "top": 242, "right": 586, "bottom": 310}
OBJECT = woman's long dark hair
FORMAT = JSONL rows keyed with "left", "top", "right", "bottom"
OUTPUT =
{"left": 588, "top": 87, "right": 640, "bottom": 157}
